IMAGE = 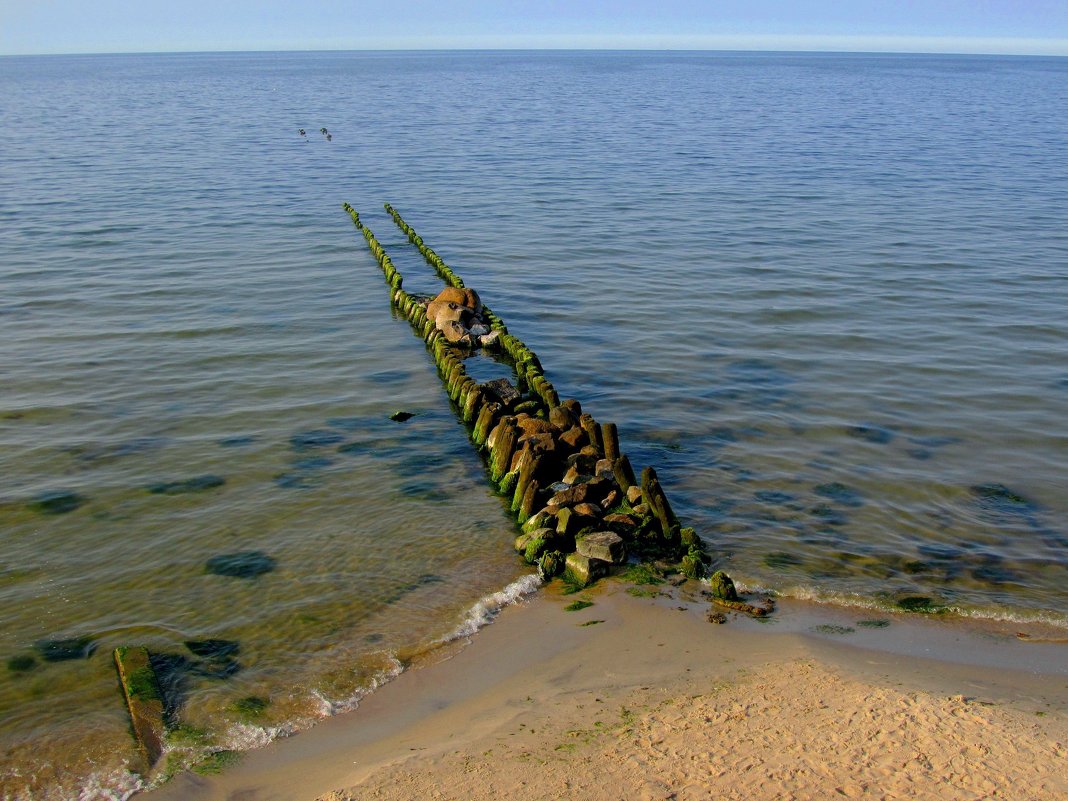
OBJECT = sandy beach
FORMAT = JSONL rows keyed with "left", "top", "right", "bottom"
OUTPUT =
{"left": 147, "top": 578, "right": 1068, "bottom": 801}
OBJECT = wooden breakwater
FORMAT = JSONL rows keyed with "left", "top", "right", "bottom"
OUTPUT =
{"left": 107, "top": 204, "right": 759, "bottom": 773}
{"left": 343, "top": 202, "right": 745, "bottom": 591}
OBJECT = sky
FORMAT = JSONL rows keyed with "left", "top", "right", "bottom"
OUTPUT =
{"left": 2, "top": 0, "right": 1068, "bottom": 57}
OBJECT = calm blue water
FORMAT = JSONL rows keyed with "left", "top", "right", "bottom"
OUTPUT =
{"left": 2, "top": 50, "right": 1067, "bottom": 799}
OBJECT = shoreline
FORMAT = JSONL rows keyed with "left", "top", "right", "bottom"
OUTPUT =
{"left": 144, "top": 577, "right": 1068, "bottom": 801}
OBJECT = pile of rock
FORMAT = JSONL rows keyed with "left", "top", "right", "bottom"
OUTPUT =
{"left": 424, "top": 287, "right": 500, "bottom": 349}
{"left": 474, "top": 392, "right": 706, "bottom": 586}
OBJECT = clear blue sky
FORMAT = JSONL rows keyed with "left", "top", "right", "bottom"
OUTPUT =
{"left": 3, "top": 0, "right": 1067, "bottom": 56}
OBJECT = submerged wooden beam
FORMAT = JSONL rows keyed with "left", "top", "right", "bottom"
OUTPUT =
{"left": 113, "top": 646, "right": 165, "bottom": 770}
{"left": 343, "top": 202, "right": 738, "bottom": 593}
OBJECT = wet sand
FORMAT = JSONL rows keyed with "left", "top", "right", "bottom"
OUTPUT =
{"left": 147, "top": 580, "right": 1068, "bottom": 801}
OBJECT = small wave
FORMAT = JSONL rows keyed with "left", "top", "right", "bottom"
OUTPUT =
{"left": 76, "top": 766, "right": 143, "bottom": 801}
{"left": 222, "top": 720, "right": 301, "bottom": 751}
{"left": 948, "top": 605, "right": 1068, "bottom": 630}
{"left": 736, "top": 580, "right": 1068, "bottom": 630}
{"left": 440, "top": 573, "right": 543, "bottom": 643}
{"left": 309, "top": 653, "right": 406, "bottom": 718}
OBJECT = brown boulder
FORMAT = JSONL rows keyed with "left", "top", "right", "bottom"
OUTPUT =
{"left": 517, "top": 417, "right": 554, "bottom": 437}
{"left": 548, "top": 404, "right": 578, "bottom": 431}
{"left": 549, "top": 483, "right": 589, "bottom": 509}
{"left": 427, "top": 299, "right": 470, "bottom": 326}
{"left": 558, "top": 426, "right": 588, "bottom": 451}
{"left": 603, "top": 513, "right": 637, "bottom": 535}
{"left": 573, "top": 502, "right": 602, "bottom": 518}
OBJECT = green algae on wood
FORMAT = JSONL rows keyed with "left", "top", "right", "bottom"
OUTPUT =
{"left": 114, "top": 646, "right": 165, "bottom": 769}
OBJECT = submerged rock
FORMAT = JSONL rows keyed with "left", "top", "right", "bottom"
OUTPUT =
{"left": 290, "top": 429, "right": 345, "bottom": 449}
{"left": 148, "top": 475, "right": 225, "bottom": 495}
{"left": 218, "top": 435, "right": 256, "bottom": 448}
{"left": 970, "top": 483, "right": 1036, "bottom": 512}
{"left": 205, "top": 551, "right": 276, "bottom": 579}
{"left": 389, "top": 411, "right": 416, "bottom": 422}
{"left": 846, "top": 424, "right": 895, "bottom": 444}
{"left": 28, "top": 490, "right": 85, "bottom": 515}
{"left": 763, "top": 551, "right": 803, "bottom": 569}
{"left": 35, "top": 636, "right": 96, "bottom": 662}
{"left": 184, "top": 639, "right": 240, "bottom": 661}
{"left": 6, "top": 654, "right": 37, "bottom": 673}
{"left": 273, "top": 471, "right": 318, "bottom": 489}
{"left": 813, "top": 482, "right": 864, "bottom": 507}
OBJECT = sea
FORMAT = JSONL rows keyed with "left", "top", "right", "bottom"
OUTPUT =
{"left": 1, "top": 50, "right": 1067, "bottom": 799}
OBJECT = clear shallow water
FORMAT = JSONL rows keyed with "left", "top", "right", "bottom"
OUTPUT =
{"left": 2, "top": 50, "right": 1067, "bottom": 798}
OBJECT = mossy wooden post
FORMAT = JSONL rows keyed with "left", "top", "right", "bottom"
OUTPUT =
{"left": 114, "top": 646, "right": 165, "bottom": 771}
{"left": 612, "top": 453, "right": 637, "bottom": 492}
{"left": 601, "top": 422, "right": 620, "bottom": 461}
{"left": 518, "top": 477, "right": 541, "bottom": 524}
{"left": 641, "top": 466, "right": 679, "bottom": 538}
{"left": 473, "top": 402, "right": 498, "bottom": 449}
{"left": 510, "top": 446, "right": 538, "bottom": 512}
{"left": 462, "top": 383, "right": 482, "bottom": 423}
{"left": 579, "top": 413, "right": 603, "bottom": 456}
{"left": 489, "top": 419, "right": 518, "bottom": 483}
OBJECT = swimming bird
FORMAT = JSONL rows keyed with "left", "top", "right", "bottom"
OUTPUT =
{"left": 320, "top": 127, "right": 328, "bottom": 135}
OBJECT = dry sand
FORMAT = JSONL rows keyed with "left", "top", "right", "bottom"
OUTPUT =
{"left": 149, "top": 581, "right": 1068, "bottom": 801}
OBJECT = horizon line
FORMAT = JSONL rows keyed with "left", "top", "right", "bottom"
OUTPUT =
{"left": 4, "top": 44, "right": 1068, "bottom": 59}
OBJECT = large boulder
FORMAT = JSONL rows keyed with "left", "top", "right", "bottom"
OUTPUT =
{"left": 577, "top": 531, "right": 626, "bottom": 564}
{"left": 565, "top": 552, "right": 609, "bottom": 587}
{"left": 427, "top": 300, "right": 470, "bottom": 326}
{"left": 432, "top": 286, "right": 481, "bottom": 313}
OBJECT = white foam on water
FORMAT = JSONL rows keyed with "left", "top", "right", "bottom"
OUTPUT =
{"left": 745, "top": 580, "right": 1068, "bottom": 630}
{"left": 439, "top": 572, "right": 543, "bottom": 643}
{"left": 222, "top": 720, "right": 300, "bottom": 751}
{"left": 76, "top": 766, "right": 144, "bottom": 801}
{"left": 310, "top": 653, "right": 406, "bottom": 717}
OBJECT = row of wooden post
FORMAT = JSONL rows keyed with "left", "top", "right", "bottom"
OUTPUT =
{"left": 344, "top": 203, "right": 687, "bottom": 551}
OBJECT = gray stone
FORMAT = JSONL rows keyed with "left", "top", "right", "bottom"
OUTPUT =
{"left": 577, "top": 531, "right": 626, "bottom": 564}
{"left": 481, "top": 378, "right": 521, "bottom": 408}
